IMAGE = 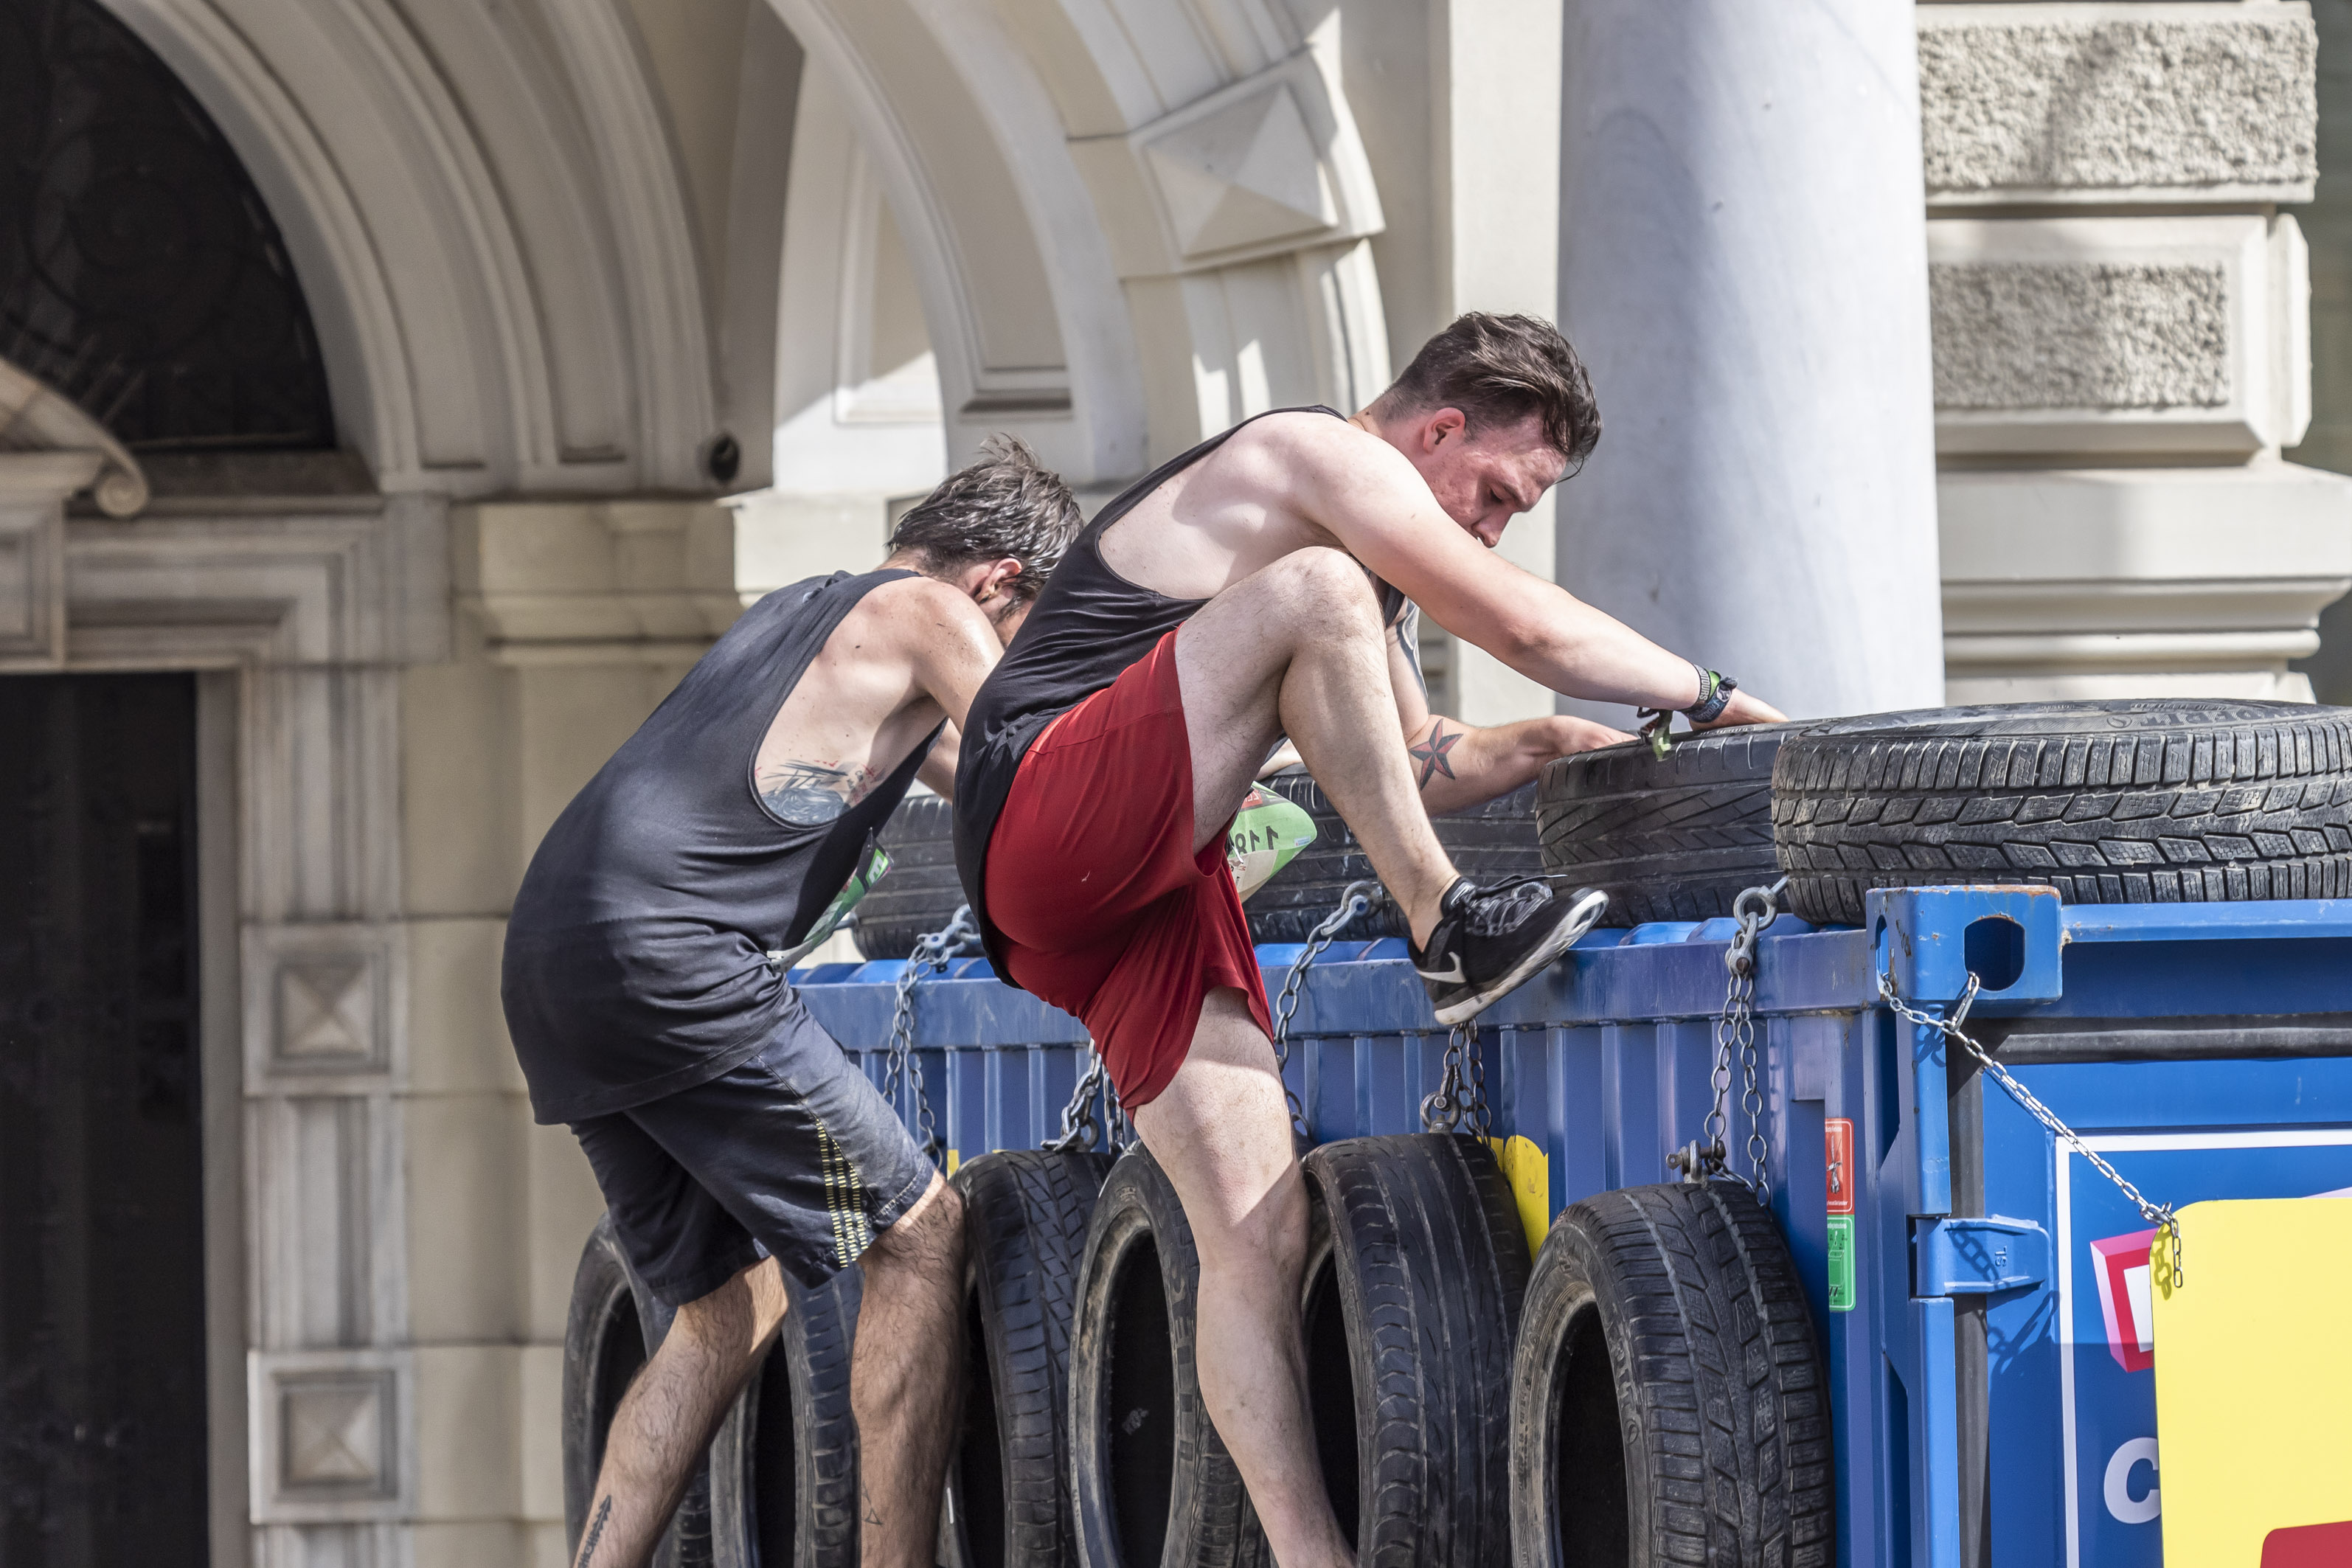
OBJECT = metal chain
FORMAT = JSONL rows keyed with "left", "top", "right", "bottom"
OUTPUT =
{"left": 885, "top": 904, "right": 980, "bottom": 1162}
{"left": 1268, "top": 879, "right": 1383, "bottom": 1141}
{"left": 1670, "top": 878, "right": 1786, "bottom": 1208}
{"left": 1420, "top": 1024, "right": 1494, "bottom": 1137}
{"left": 1880, "top": 968, "right": 2183, "bottom": 1284}
{"left": 1047, "top": 1047, "right": 1110, "bottom": 1153}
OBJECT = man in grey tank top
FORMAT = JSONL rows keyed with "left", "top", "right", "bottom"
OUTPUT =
{"left": 510, "top": 440, "right": 1080, "bottom": 1568}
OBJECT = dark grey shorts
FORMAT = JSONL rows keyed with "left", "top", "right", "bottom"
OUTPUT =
{"left": 569, "top": 986, "right": 934, "bottom": 1303}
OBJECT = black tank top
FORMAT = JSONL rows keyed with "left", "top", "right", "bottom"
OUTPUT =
{"left": 955, "top": 406, "right": 1402, "bottom": 978}
{"left": 504, "top": 569, "right": 938, "bottom": 1122}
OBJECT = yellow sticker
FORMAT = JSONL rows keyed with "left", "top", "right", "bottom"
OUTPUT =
{"left": 1488, "top": 1135, "right": 1552, "bottom": 1260}
{"left": 2152, "top": 1198, "right": 2352, "bottom": 1565}
{"left": 945, "top": 1148, "right": 960, "bottom": 1176}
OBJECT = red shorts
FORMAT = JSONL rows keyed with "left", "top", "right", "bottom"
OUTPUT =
{"left": 984, "top": 630, "right": 1272, "bottom": 1109}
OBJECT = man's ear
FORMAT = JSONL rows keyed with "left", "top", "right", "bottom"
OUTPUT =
{"left": 1422, "top": 406, "right": 1468, "bottom": 452}
{"left": 972, "top": 557, "right": 1024, "bottom": 604}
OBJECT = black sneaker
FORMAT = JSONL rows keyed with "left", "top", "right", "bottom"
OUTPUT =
{"left": 1409, "top": 878, "right": 1608, "bottom": 1026}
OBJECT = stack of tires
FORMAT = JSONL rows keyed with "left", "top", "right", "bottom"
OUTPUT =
{"left": 568, "top": 698, "right": 2352, "bottom": 1567}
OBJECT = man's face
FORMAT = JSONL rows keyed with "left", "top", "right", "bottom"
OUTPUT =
{"left": 1407, "top": 409, "right": 1567, "bottom": 548}
{"left": 985, "top": 591, "right": 1033, "bottom": 648}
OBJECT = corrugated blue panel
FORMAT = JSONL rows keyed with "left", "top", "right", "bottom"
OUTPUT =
{"left": 794, "top": 889, "right": 2352, "bottom": 1568}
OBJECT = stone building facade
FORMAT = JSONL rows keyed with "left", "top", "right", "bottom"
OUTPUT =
{"left": 0, "top": 1, "right": 2345, "bottom": 1564}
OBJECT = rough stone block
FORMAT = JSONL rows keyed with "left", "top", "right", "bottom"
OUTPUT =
{"left": 1932, "top": 261, "right": 2229, "bottom": 410}
{"left": 1928, "top": 213, "right": 2306, "bottom": 455}
{"left": 1920, "top": 5, "right": 2317, "bottom": 201}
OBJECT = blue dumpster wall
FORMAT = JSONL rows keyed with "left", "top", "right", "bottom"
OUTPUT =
{"left": 794, "top": 892, "right": 2352, "bottom": 1568}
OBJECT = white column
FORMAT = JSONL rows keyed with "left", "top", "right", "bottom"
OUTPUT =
{"left": 1556, "top": 1, "right": 1946, "bottom": 723}
{"left": 1436, "top": 0, "right": 1567, "bottom": 726}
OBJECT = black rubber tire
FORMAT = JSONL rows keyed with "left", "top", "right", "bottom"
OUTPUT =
{"left": 1070, "top": 1148, "right": 1260, "bottom": 1568}
{"left": 946, "top": 1151, "right": 1119, "bottom": 1568}
{"left": 1249, "top": 771, "right": 1544, "bottom": 943}
{"left": 1535, "top": 726, "right": 1791, "bottom": 925}
{"left": 855, "top": 792, "right": 962, "bottom": 960}
{"left": 1508, "top": 1182, "right": 1832, "bottom": 1568}
{"left": 708, "top": 1267, "right": 863, "bottom": 1568}
{"left": 1297, "top": 1134, "right": 1531, "bottom": 1564}
{"left": 1770, "top": 699, "right": 2352, "bottom": 926}
{"left": 561, "top": 1216, "right": 716, "bottom": 1568}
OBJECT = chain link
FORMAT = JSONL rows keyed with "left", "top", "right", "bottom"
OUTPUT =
{"left": 1879, "top": 968, "right": 2182, "bottom": 1284}
{"left": 1670, "top": 878, "right": 1786, "bottom": 1207}
{"left": 884, "top": 904, "right": 980, "bottom": 1163}
{"left": 1420, "top": 1024, "right": 1494, "bottom": 1137}
{"left": 1266, "top": 879, "right": 1382, "bottom": 1142}
{"left": 1047, "top": 1047, "right": 1111, "bottom": 1153}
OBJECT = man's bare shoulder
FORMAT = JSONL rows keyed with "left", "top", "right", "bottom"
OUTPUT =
{"left": 1215, "top": 409, "right": 1419, "bottom": 502}
{"left": 835, "top": 572, "right": 992, "bottom": 653}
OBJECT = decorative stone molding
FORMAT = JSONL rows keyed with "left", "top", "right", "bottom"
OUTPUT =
{"left": 244, "top": 922, "right": 407, "bottom": 1088}
{"left": 1940, "top": 462, "right": 2352, "bottom": 701}
{"left": 1928, "top": 214, "right": 2308, "bottom": 456}
{"left": 249, "top": 1350, "right": 414, "bottom": 1523}
{"left": 0, "top": 451, "right": 102, "bottom": 669}
{"left": 64, "top": 496, "right": 451, "bottom": 670}
{"left": 1069, "top": 39, "right": 1384, "bottom": 278}
{"left": 0, "top": 357, "right": 148, "bottom": 516}
{"left": 1920, "top": 4, "right": 2317, "bottom": 205}
{"left": 454, "top": 499, "right": 742, "bottom": 664}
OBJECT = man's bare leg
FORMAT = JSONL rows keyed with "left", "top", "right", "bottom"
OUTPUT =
{"left": 849, "top": 1171, "right": 967, "bottom": 1567}
{"left": 574, "top": 1259, "right": 788, "bottom": 1568}
{"left": 1174, "top": 547, "right": 1457, "bottom": 943}
{"left": 1134, "top": 989, "right": 1353, "bottom": 1568}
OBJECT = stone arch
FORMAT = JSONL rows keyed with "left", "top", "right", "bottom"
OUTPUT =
{"left": 763, "top": 0, "right": 1391, "bottom": 483}
{"left": 94, "top": 0, "right": 717, "bottom": 494}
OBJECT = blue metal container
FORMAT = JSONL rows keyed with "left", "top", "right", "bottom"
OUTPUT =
{"left": 795, "top": 889, "right": 2352, "bottom": 1567}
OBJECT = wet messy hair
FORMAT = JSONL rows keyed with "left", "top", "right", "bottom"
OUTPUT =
{"left": 1373, "top": 312, "right": 1601, "bottom": 476}
{"left": 888, "top": 434, "right": 1082, "bottom": 603}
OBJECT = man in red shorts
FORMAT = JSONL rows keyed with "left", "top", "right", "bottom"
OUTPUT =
{"left": 952, "top": 313, "right": 1786, "bottom": 1564}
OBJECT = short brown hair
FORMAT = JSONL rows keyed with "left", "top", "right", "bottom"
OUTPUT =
{"left": 889, "top": 434, "right": 1082, "bottom": 603}
{"left": 1375, "top": 313, "right": 1600, "bottom": 474}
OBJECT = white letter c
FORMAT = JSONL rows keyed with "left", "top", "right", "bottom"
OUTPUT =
{"left": 2103, "top": 1437, "right": 2160, "bottom": 1524}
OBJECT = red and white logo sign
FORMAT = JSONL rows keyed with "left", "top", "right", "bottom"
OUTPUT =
{"left": 2090, "top": 1227, "right": 2160, "bottom": 1373}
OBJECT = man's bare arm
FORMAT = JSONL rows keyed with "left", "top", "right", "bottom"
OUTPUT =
{"left": 1291, "top": 421, "right": 1780, "bottom": 724}
{"left": 916, "top": 722, "right": 962, "bottom": 798}
{"left": 1383, "top": 623, "right": 1630, "bottom": 814}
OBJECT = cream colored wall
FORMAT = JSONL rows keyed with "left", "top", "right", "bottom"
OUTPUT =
{"left": 398, "top": 499, "right": 733, "bottom": 1565}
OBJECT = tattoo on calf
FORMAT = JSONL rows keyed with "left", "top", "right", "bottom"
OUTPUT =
{"left": 1409, "top": 721, "right": 1461, "bottom": 788}
{"left": 577, "top": 1495, "right": 613, "bottom": 1567}
{"left": 756, "top": 758, "right": 872, "bottom": 826}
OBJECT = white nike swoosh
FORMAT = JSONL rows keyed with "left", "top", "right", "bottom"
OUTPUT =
{"left": 1416, "top": 955, "right": 1466, "bottom": 984}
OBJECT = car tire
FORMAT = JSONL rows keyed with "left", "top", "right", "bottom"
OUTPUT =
{"left": 1249, "top": 772, "right": 1544, "bottom": 944}
{"left": 1508, "top": 1182, "right": 1831, "bottom": 1568}
{"left": 1069, "top": 1149, "right": 1260, "bottom": 1568}
{"left": 561, "top": 1216, "right": 717, "bottom": 1568}
{"left": 707, "top": 1267, "right": 862, "bottom": 1568}
{"left": 856, "top": 793, "right": 964, "bottom": 960}
{"left": 1535, "top": 726, "right": 1790, "bottom": 926}
{"left": 1771, "top": 700, "right": 2352, "bottom": 926}
{"left": 945, "top": 1151, "right": 1118, "bottom": 1568}
{"left": 1297, "top": 1134, "right": 1530, "bottom": 1564}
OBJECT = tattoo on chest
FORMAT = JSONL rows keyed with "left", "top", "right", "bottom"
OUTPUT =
{"left": 1409, "top": 722, "right": 1460, "bottom": 788}
{"left": 757, "top": 757, "right": 873, "bottom": 825}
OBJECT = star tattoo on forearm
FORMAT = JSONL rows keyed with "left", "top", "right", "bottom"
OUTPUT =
{"left": 1409, "top": 721, "right": 1460, "bottom": 788}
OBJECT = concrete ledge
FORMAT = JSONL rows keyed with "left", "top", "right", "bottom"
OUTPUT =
{"left": 1921, "top": 4, "right": 2316, "bottom": 204}
{"left": 1938, "top": 462, "right": 2352, "bottom": 702}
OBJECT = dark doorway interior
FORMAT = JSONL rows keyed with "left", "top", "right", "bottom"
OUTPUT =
{"left": 0, "top": 675, "right": 209, "bottom": 1566}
